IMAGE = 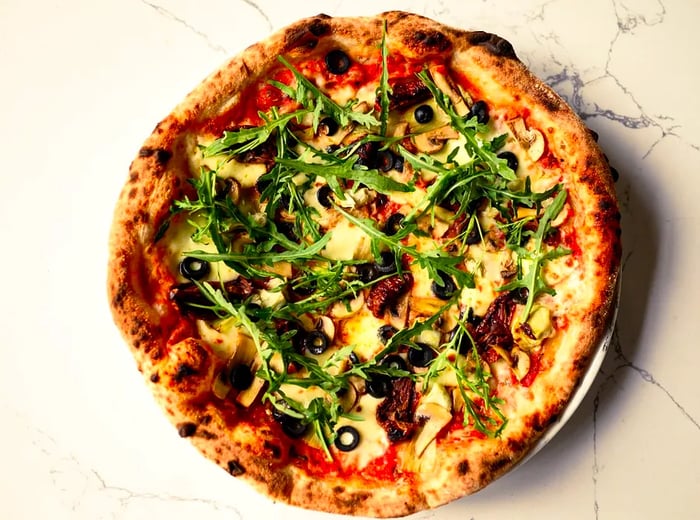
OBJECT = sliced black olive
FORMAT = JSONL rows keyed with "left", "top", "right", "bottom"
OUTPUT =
{"left": 356, "top": 263, "right": 379, "bottom": 283}
{"left": 366, "top": 374, "right": 392, "bottom": 398}
{"left": 318, "top": 117, "right": 339, "bottom": 136}
{"left": 408, "top": 343, "right": 437, "bottom": 367}
{"left": 349, "top": 351, "right": 360, "bottom": 365}
{"left": 281, "top": 416, "right": 308, "bottom": 438}
{"left": 325, "top": 144, "right": 340, "bottom": 154}
{"left": 465, "top": 226, "right": 480, "bottom": 245}
{"left": 384, "top": 213, "right": 405, "bottom": 236}
{"left": 414, "top": 104, "right": 434, "bottom": 124}
{"left": 431, "top": 271, "right": 457, "bottom": 300}
{"left": 303, "top": 330, "right": 329, "bottom": 355}
{"left": 179, "top": 257, "right": 210, "bottom": 280}
{"left": 511, "top": 287, "right": 529, "bottom": 305}
{"left": 325, "top": 49, "right": 351, "bottom": 74}
{"left": 376, "top": 150, "right": 394, "bottom": 172}
{"left": 374, "top": 251, "right": 397, "bottom": 274}
{"left": 468, "top": 100, "right": 489, "bottom": 125}
{"left": 317, "top": 184, "right": 334, "bottom": 208}
{"left": 381, "top": 354, "right": 408, "bottom": 372}
{"left": 497, "top": 151, "right": 519, "bottom": 172}
{"left": 466, "top": 307, "right": 482, "bottom": 327}
{"left": 377, "top": 324, "right": 397, "bottom": 344}
{"left": 229, "top": 364, "right": 254, "bottom": 390}
{"left": 276, "top": 221, "right": 298, "bottom": 242}
{"left": 334, "top": 425, "right": 360, "bottom": 452}
{"left": 255, "top": 174, "right": 272, "bottom": 195}
{"left": 392, "top": 153, "right": 404, "bottom": 172}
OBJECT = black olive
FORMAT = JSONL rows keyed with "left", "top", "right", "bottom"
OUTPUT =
{"left": 511, "top": 287, "right": 529, "bottom": 305}
{"left": 374, "top": 193, "right": 389, "bottom": 209}
{"left": 179, "top": 257, "right": 210, "bottom": 280}
{"left": 325, "top": 144, "right": 340, "bottom": 154}
{"left": 334, "top": 425, "right": 360, "bottom": 452}
{"left": 325, "top": 49, "right": 351, "bottom": 74}
{"left": 377, "top": 324, "right": 397, "bottom": 343}
{"left": 366, "top": 374, "right": 392, "bottom": 398}
{"left": 466, "top": 307, "right": 482, "bottom": 327}
{"left": 392, "top": 153, "right": 404, "bottom": 172}
{"left": 256, "top": 174, "right": 272, "bottom": 195}
{"left": 303, "top": 330, "right": 329, "bottom": 355}
{"left": 384, "top": 213, "right": 405, "bottom": 236}
{"left": 381, "top": 354, "right": 408, "bottom": 373}
{"left": 374, "top": 251, "right": 397, "bottom": 274}
{"left": 431, "top": 271, "right": 457, "bottom": 300}
{"left": 229, "top": 364, "right": 254, "bottom": 390}
{"left": 468, "top": 100, "right": 489, "bottom": 125}
{"left": 465, "top": 226, "right": 480, "bottom": 245}
{"left": 356, "top": 263, "right": 379, "bottom": 283}
{"left": 317, "top": 184, "right": 334, "bottom": 208}
{"left": 376, "top": 150, "right": 394, "bottom": 172}
{"left": 414, "top": 104, "right": 434, "bottom": 124}
{"left": 408, "top": 343, "right": 437, "bottom": 367}
{"left": 281, "top": 416, "right": 308, "bottom": 438}
{"left": 497, "top": 151, "right": 519, "bottom": 172}
{"left": 349, "top": 351, "right": 360, "bottom": 364}
{"left": 318, "top": 117, "right": 339, "bottom": 136}
{"left": 276, "top": 221, "right": 298, "bottom": 242}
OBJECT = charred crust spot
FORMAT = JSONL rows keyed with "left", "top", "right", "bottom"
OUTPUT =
{"left": 333, "top": 485, "right": 345, "bottom": 494}
{"left": 128, "top": 171, "right": 139, "bottom": 183}
{"left": 413, "top": 30, "right": 451, "bottom": 52}
{"left": 149, "top": 373, "right": 160, "bottom": 383}
{"left": 198, "top": 430, "right": 217, "bottom": 440}
{"left": 128, "top": 187, "right": 137, "bottom": 199}
{"left": 468, "top": 31, "right": 516, "bottom": 59}
{"left": 488, "top": 456, "right": 511, "bottom": 474}
{"left": 200, "top": 414, "right": 212, "bottom": 425}
{"left": 177, "top": 422, "right": 197, "bottom": 437}
{"left": 263, "top": 440, "right": 282, "bottom": 459}
{"left": 138, "top": 147, "right": 172, "bottom": 165}
{"left": 457, "top": 460, "right": 470, "bottom": 475}
{"left": 227, "top": 459, "right": 245, "bottom": 476}
{"left": 174, "top": 363, "right": 197, "bottom": 382}
{"left": 308, "top": 18, "right": 331, "bottom": 36}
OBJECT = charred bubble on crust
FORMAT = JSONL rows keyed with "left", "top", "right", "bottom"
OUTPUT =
{"left": 308, "top": 17, "right": 331, "bottom": 36}
{"left": 177, "top": 422, "right": 197, "bottom": 437}
{"left": 467, "top": 31, "right": 517, "bottom": 59}
{"left": 457, "top": 460, "right": 470, "bottom": 475}
{"left": 149, "top": 373, "right": 160, "bottom": 383}
{"left": 412, "top": 30, "right": 451, "bottom": 52}
{"left": 138, "top": 147, "right": 172, "bottom": 165}
{"left": 174, "top": 363, "right": 197, "bottom": 382}
{"left": 227, "top": 460, "right": 245, "bottom": 476}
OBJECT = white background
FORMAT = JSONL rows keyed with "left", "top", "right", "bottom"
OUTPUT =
{"left": 1, "top": 0, "right": 699, "bottom": 519}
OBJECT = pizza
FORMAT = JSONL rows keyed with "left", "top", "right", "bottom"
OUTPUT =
{"left": 108, "top": 11, "right": 621, "bottom": 517}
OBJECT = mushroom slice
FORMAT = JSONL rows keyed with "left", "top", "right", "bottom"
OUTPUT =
{"left": 414, "top": 402, "right": 452, "bottom": 457}
{"left": 428, "top": 66, "right": 470, "bottom": 116}
{"left": 413, "top": 125, "right": 460, "bottom": 154}
{"left": 511, "top": 347, "right": 531, "bottom": 381}
{"left": 316, "top": 315, "right": 336, "bottom": 342}
{"left": 507, "top": 117, "right": 545, "bottom": 161}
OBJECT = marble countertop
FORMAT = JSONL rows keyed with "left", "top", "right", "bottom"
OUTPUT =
{"left": 1, "top": 0, "right": 698, "bottom": 518}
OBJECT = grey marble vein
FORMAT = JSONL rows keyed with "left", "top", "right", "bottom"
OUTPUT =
{"left": 141, "top": 0, "right": 228, "bottom": 54}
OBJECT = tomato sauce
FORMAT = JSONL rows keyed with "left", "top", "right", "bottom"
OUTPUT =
{"left": 519, "top": 350, "right": 541, "bottom": 387}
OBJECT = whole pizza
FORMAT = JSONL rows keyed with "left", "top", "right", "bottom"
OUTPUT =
{"left": 108, "top": 11, "right": 621, "bottom": 517}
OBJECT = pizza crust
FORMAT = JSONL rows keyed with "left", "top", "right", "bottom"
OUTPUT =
{"left": 108, "top": 11, "right": 620, "bottom": 517}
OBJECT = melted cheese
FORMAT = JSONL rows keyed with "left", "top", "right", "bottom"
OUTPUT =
{"left": 336, "top": 395, "right": 388, "bottom": 469}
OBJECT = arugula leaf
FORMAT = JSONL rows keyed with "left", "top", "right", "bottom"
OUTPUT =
{"left": 275, "top": 56, "right": 381, "bottom": 129}
{"left": 275, "top": 156, "right": 412, "bottom": 194}
{"left": 499, "top": 188, "right": 571, "bottom": 318}
{"left": 377, "top": 21, "right": 392, "bottom": 136}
